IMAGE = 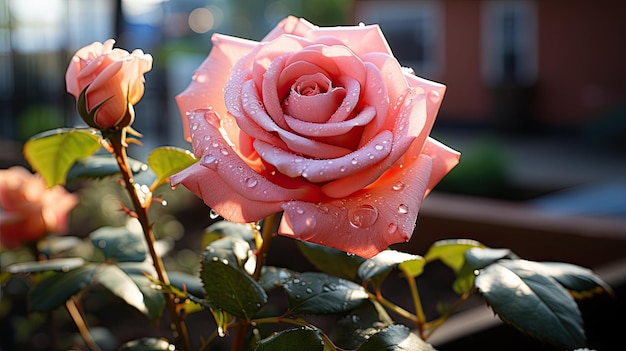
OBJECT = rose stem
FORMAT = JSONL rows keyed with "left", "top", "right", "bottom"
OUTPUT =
{"left": 107, "top": 128, "right": 191, "bottom": 351}
{"left": 231, "top": 213, "right": 281, "bottom": 351}
{"left": 66, "top": 297, "right": 102, "bottom": 351}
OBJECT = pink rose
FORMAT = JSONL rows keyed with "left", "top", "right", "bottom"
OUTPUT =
{"left": 65, "top": 39, "right": 153, "bottom": 130}
{"left": 171, "top": 17, "right": 460, "bottom": 258}
{"left": 0, "top": 167, "right": 79, "bottom": 249}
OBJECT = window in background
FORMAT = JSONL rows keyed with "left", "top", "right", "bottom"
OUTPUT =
{"left": 481, "top": 0, "right": 537, "bottom": 86}
{"left": 355, "top": 0, "right": 444, "bottom": 80}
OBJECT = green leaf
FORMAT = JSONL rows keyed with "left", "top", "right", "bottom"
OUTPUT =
{"left": 7, "top": 258, "right": 85, "bottom": 274}
{"left": 453, "top": 247, "right": 514, "bottom": 294}
{"left": 147, "top": 146, "right": 197, "bottom": 188}
{"left": 29, "top": 265, "right": 97, "bottom": 311}
{"left": 203, "top": 236, "right": 254, "bottom": 270}
{"left": 297, "top": 241, "right": 366, "bottom": 280}
{"left": 331, "top": 300, "right": 394, "bottom": 349}
{"left": 204, "top": 221, "right": 255, "bottom": 245}
{"left": 514, "top": 260, "right": 613, "bottom": 298}
{"left": 255, "top": 327, "right": 324, "bottom": 351}
{"left": 475, "top": 261, "right": 586, "bottom": 350}
{"left": 258, "top": 266, "right": 297, "bottom": 292}
{"left": 118, "top": 337, "right": 176, "bottom": 351}
{"left": 209, "top": 307, "right": 232, "bottom": 338}
{"left": 23, "top": 128, "right": 101, "bottom": 187}
{"left": 358, "top": 250, "right": 423, "bottom": 290}
{"left": 67, "top": 155, "right": 147, "bottom": 180}
{"left": 357, "top": 324, "right": 436, "bottom": 351}
{"left": 424, "top": 239, "right": 485, "bottom": 272}
{"left": 127, "top": 274, "right": 166, "bottom": 323}
{"left": 284, "top": 272, "right": 368, "bottom": 315}
{"left": 200, "top": 254, "right": 267, "bottom": 319}
{"left": 90, "top": 226, "right": 147, "bottom": 262}
{"left": 95, "top": 265, "right": 149, "bottom": 316}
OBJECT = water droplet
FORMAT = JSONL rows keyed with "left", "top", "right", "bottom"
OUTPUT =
{"left": 305, "top": 288, "right": 313, "bottom": 294}
{"left": 209, "top": 209, "right": 220, "bottom": 219}
{"left": 203, "top": 135, "right": 211, "bottom": 141}
{"left": 428, "top": 90, "right": 441, "bottom": 103}
{"left": 339, "top": 166, "right": 346, "bottom": 172}
{"left": 212, "top": 141, "right": 219, "bottom": 148}
{"left": 211, "top": 256, "right": 219, "bottom": 262}
{"left": 220, "top": 148, "right": 229, "bottom": 156}
{"left": 398, "top": 204, "right": 409, "bottom": 214}
{"left": 217, "top": 327, "right": 226, "bottom": 337}
{"left": 316, "top": 203, "right": 329, "bottom": 214}
{"left": 292, "top": 279, "right": 301, "bottom": 284}
{"left": 245, "top": 177, "right": 258, "bottom": 188}
{"left": 294, "top": 156, "right": 303, "bottom": 163}
{"left": 203, "top": 154, "right": 217, "bottom": 164}
{"left": 191, "top": 123, "right": 198, "bottom": 130}
{"left": 295, "top": 207, "right": 304, "bottom": 215}
{"left": 392, "top": 181, "right": 405, "bottom": 191}
{"left": 348, "top": 204, "right": 379, "bottom": 228}
{"left": 161, "top": 200, "right": 168, "bottom": 206}
{"left": 374, "top": 144, "right": 384, "bottom": 151}
{"left": 350, "top": 158, "right": 358, "bottom": 165}
{"left": 387, "top": 222, "right": 398, "bottom": 234}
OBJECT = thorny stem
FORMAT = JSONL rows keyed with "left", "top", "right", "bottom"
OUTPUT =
{"left": 230, "top": 213, "right": 282, "bottom": 351}
{"left": 107, "top": 128, "right": 190, "bottom": 351}
{"left": 66, "top": 297, "right": 102, "bottom": 351}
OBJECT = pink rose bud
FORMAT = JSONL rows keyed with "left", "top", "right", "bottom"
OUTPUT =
{"left": 65, "top": 39, "right": 153, "bottom": 130}
{"left": 0, "top": 167, "right": 78, "bottom": 249}
{"left": 171, "top": 17, "right": 460, "bottom": 258}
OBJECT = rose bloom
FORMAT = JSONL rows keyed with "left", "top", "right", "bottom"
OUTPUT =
{"left": 65, "top": 39, "right": 153, "bottom": 130}
{"left": 0, "top": 167, "right": 78, "bottom": 249}
{"left": 172, "top": 17, "right": 460, "bottom": 258}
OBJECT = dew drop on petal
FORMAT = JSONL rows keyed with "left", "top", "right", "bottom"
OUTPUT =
{"left": 374, "top": 144, "right": 384, "bottom": 151}
{"left": 203, "top": 154, "right": 217, "bottom": 164}
{"left": 316, "top": 203, "right": 330, "bottom": 214}
{"left": 296, "top": 207, "right": 304, "bottom": 215}
{"left": 398, "top": 204, "right": 409, "bottom": 214}
{"left": 348, "top": 204, "right": 378, "bottom": 228}
{"left": 220, "top": 148, "right": 229, "bottom": 156}
{"left": 392, "top": 181, "right": 405, "bottom": 191}
{"left": 350, "top": 158, "right": 358, "bottom": 165}
{"left": 387, "top": 222, "right": 398, "bottom": 234}
{"left": 245, "top": 177, "right": 258, "bottom": 188}
{"left": 209, "top": 209, "right": 220, "bottom": 219}
{"left": 428, "top": 90, "right": 441, "bottom": 103}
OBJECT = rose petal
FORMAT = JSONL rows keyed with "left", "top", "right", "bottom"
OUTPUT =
{"left": 321, "top": 87, "right": 428, "bottom": 198}
{"left": 262, "top": 16, "right": 316, "bottom": 42}
{"left": 241, "top": 80, "right": 353, "bottom": 158}
{"left": 255, "top": 129, "right": 392, "bottom": 183}
{"left": 184, "top": 109, "right": 320, "bottom": 203}
{"left": 177, "top": 33, "right": 257, "bottom": 140}
{"left": 361, "top": 52, "right": 409, "bottom": 108}
{"left": 405, "top": 73, "right": 447, "bottom": 121}
{"left": 307, "top": 23, "right": 393, "bottom": 57}
{"left": 277, "top": 61, "right": 332, "bottom": 99}
{"left": 279, "top": 154, "right": 433, "bottom": 258}
{"left": 327, "top": 76, "right": 361, "bottom": 123}
{"left": 284, "top": 105, "right": 376, "bottom": 137}
{"left": 283, "top": 73, "right": 345, "bottom": 123}
{"left": 359, "top": 62, "right": 390, "bottom": 145}
{"left": 422, "top": 137, "right": 461, "bottom": 195}
{"left": 171, "top": 163, "right": 284, "bottom": 223}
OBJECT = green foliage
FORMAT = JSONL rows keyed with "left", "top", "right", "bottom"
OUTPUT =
{"left": 358, "top": 250, "right": 423, "bottom": 290}
{"left": 67, "top": 155, "right": 147, "bottom": 181}
{"left": 357, "top": 325, "right": 436, "bottom": 351}
{"left": 284, "top": 272, "right": 368, "bottom": 315}
{"left": 28, "top": 265, "right": 97, "bottom": 311}
{"left": 297, "top": 241, "right": 365, "bottom": 280}
{"left": 147, "top": 146, "right": 197, "bottom": 188}
{"left": 90, "top": 226, "right": 148, "bottom": 262}
{"left": 23, "top": 128, "right": 101, "bottom": 187}
{"left": 255, "top": 327, "right": 324, "bottom": 351}
{"left": 475, "top": 260, "right": 586, "bottom": 350}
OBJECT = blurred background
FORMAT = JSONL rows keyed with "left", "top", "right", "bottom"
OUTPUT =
{"left": 0, "top": 0, "right": 625, "bottom": 349}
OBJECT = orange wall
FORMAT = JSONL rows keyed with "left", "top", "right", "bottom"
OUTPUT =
{"left": 438, "top": 1, "right": 490, "bottom": 122}
{"left": 536, "top": 1, "right": 626, "bottom": 126}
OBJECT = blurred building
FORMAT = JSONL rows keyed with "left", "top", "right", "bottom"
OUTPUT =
{"left": 355, "top": 0, "right": 626, "bottom": 138}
